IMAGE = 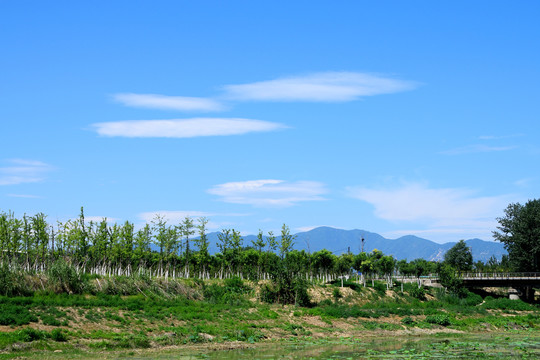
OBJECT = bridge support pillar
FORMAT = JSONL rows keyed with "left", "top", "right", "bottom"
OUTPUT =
{"left": 512, "top": 287, "right": 535, "bottom": 302}
{"left": 508, "top": 288, "right": 520, "bottom": 300}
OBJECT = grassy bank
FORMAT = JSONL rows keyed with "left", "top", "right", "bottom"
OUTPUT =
{"left": 0, "top": 273, "right": 538, "bottom": 359}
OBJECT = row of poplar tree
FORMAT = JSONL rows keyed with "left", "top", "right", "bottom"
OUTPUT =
{"left": 0, "top": 208, "right": 508, "bottom": 281}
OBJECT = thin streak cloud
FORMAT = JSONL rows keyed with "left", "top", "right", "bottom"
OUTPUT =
{"left": 113, "top": 93, "right": 225, "bottom": 112}
{"left": 0, "top": 159, "right": 52, "bottom": 186}
{"left": 91, "top": 118, "right": 287, "bottom": 138}
{"left": 208, "top": 179, "right": 327, "bottom": 207}
{"left": 441, "top": 144, "right": 516, "bottom": 155}
{"left": 223, "top": 71, "right": 417, "bottom": 102}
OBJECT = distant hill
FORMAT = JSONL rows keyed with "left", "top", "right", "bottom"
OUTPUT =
{"left": 202, "top": 226, "right": 506, "bottom": 262}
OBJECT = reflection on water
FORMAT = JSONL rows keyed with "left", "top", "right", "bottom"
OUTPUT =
{"left": 122, "top": 334, "right": 540, "bottom": 359}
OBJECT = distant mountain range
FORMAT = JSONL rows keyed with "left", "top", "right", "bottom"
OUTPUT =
{"left": 202, "top": 226, "right": 506, "bottom": 262}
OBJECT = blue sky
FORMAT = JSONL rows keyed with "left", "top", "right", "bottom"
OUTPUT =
{"left": 1, "top": 1, "right": 539, "bottom": 243}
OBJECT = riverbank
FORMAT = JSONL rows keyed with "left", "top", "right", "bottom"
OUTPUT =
{"left": 0, "top": 276, "right": 538, "bottom": 359}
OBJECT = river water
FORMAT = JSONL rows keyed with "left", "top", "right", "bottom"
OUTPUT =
{"left": 120, "top": 334, "right": 540, "bottom": 359}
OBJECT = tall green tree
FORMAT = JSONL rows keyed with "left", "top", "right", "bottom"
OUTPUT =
{"left": 493, "top": 199, "right": 540, "bottom": 271}
{"left": 444, "top": 240, "right": 473, "bottom": 272}
{"left": 279, "top": 224, "right": 295, "bottom": 259}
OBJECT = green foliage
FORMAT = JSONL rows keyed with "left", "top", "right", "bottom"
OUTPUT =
{"left": 482, "top": 297, "right": 536, "bottom": 311}
{"left": 47, "top": 260, "right": 86, "bottom": 294}
{"left": 444, "top": 240, "right": 473, "bottom": 271}
{"left": 425, "top": 314, "right": 451, "bottom": 326}
{"left": 332, "top": 287, "right": 342, "bottom": 300}
{"left": 50, "top": 328, "right": 68, "bottom": 342}
{"left": 0, "top": 303, "right": 38, "bottom": 325}
{"left": 436, "top": 263, "right": 466, "bottom": 297}
{"left": 17, "top": 328, "right": 46, "bottom": 342}
{"left": 401, "top": 316, "right": 415, "bottom": 325}
{"left": 494, "top": 199, "right": 540, "bottom": 271}
{"left": 203, "top": 277, "right": 250, "bottom": 305}
{"left": 372, "top": 280, "right": 386, "bottom": 294}
{"left": 260, "top": 276, "right": 312, "bottom": 307}
{"left": 409, "top": 286, "right": 426, "bottom": 300}
{"left": 0, "top": 264, "right": 30, "bottom": 297}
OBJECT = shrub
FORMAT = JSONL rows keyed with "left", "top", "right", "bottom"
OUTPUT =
{"left": 0, "top": 303, "right": 38, "bottom": 326}
{"left": 409, "top": 286, "right": 426, "bottom": 300}
{"left": 401, "top": 316, "right": 415, "bottom": 325}
{"left": 462, "top": 291, "right": 483, "bottom": 306}
{"left": 425, "top": 314, "right": 451, "bottom": 326}
{"left": 47, "top": 260, "right": 86, "bottom": 294}
{"left": 372, "top": 281, "right": 386, "bottom": 294}
{"left": 203, "top": 277, "right": 250, "bottom": 305}
{"left": 17, "top": 328, "right": 45, "bottom": 342}
{"left": 51, "top": 329, "right": 68, "bottom": 342}
{"left": 332, "top": 288, "right": 342, "bottom": 300}
{"left": 260, "top": 277, "right": 312, "bottom": 307}
{"left": 483, "top": 298, "right": 535, "bottom": 311}
{"left": 0, "top": 264, "right": 30, "bottom": 296}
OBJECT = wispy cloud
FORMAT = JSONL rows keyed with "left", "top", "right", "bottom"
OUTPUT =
{"left": 440, "top": 144, "right": 516, "bottom": 155}
{"left": 0, "top": 159, "right": 52, "bottom": 186}
{"left": 478, "top": 134, "right": 524, "bottom": 140}
{"left": 7, "top": 194, "right": 42, "bottom": 199}
{"left": 223, "top": 72, "right": 417, "bottom": 102}
{"left": 113, "top": 93, "right": 225, "bottom": 112}
{"left": 348, "top": 182, "right": 509, "bottom": 223}
{"left": 91, "top": 118, "right": 287, "bottom": 138}
{"left": 295, "top": 225, "right": 334, "bottom": 232}
{"left": 82, "top": 216, "right": 119, "bottom": 224}
{"left": 514, "top": 178, "right": 534, "bottom": 188}
{"left": 208, "top": 179, "right": 327, "bottom": 207}
{"left": 139, "top": 210, "right": 214, "bottom": 224}
{"left": 347, "top": 182, "right": 512, "bottom": 241}
{"left": 138, "top": 210, "right": 248, "bottom": 230}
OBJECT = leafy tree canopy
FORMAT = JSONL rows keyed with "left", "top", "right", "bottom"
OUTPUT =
{"left": 444, "top": 240, "right": 473, "bottom": 272}
{"left": 493, "top": 199, "right": 540, "bottom": 272}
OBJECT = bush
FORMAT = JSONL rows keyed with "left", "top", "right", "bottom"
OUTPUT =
{"left": 0, "top": 264, "right": 30, "bottom": 297}
{"left": 47, "top": 260, "right": 86, "bottom": 294}
{"left": 0, "top": 303, "right": 38, "bottom": 326}
{"left": 372, "top": 281, "right": 386, "bottom": 294}
{"left": 483, "top": 297, "right": 535, "bottom": 311}
{"left": 259, "top": 277, "right": 312, "bottom": 307}
{"left": 409, "top": 286, "right": 426, "bottom": 300}
{"left": 17, "top": 328, "right": 46, "bottom": 342}
{"left": 203, "top": 277, "right": 250, "bottom": 305}
{"left": 462, "top": 291, "right": 483, "bottom": 306}
{"left": 51, "top": 329, "right": 68, "bottom": 342}
{"left": 401, "top": 316, "right": 415, "bottom": 325}
{"left": 425, "top": 314, "right": 451, "bottom": 326}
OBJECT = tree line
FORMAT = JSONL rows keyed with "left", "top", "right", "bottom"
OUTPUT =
{"left": 0, "top": 207, "right": 516, "bottom": 284}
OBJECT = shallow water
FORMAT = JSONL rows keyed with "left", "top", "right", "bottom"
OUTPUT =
{"left": 121, "top": 334, "right": 540, "bottom": 359}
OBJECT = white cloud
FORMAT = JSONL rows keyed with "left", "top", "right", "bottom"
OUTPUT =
{"left": 478, "top": 134, "right": 523, "bottom": 140}
{"left": 113, "top": 93, "right": 225, "bottom": 112}
{"left": 83, "top": 216, "right": 119, "bottom": 223}
{"left": 208, "top": 179, "right": 327, "bottom": 207}
{"left": 441, "top": 144, "right": 516, "bottom": 155}
{"left": 7, "top": 194, "right": 42, "bottom": 199}
{"left": 223, "top": 72, "right": 417, "bottom": 102}
{"left": 139, "top": 211, "right": 213, "bottom": 224}
{"left": 0, "top": 159, "right": 52, "bottom": 186}
{"left": 514, "top": 178, "right": 534, "bottom": 188}
{"left": 138, "top": 210, "right": 248, "bottom": 231}
{"left": 348, "top": 182, "right": 509, "bottom": 223}
{"left": 347, "top": 182, "right": 512, "bottom": 242}
{"left": 295, "top": 225, "right": 334, "bottom": 232}
{"left": 91, "top": 118, "right": 287, "bottom": 138}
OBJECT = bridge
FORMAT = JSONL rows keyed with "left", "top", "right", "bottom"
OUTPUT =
{"left": 423, "top": 272, "right": 540, "bottom": 301}
{"left": 458, "top": 272, "right": 540, "bottom": 288}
